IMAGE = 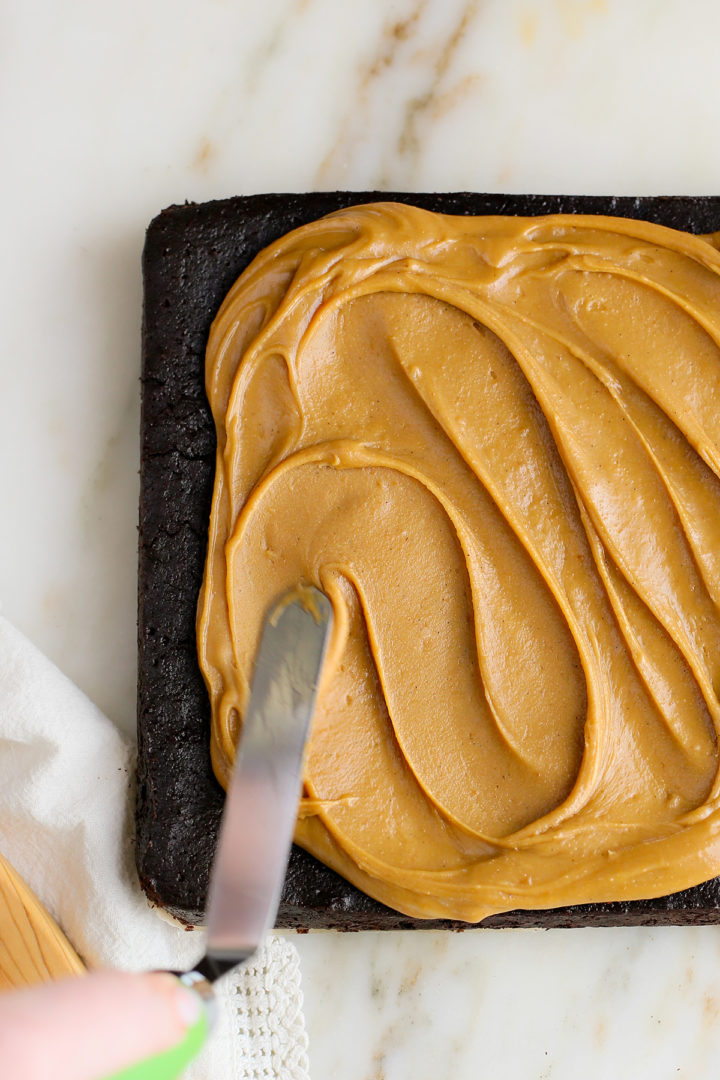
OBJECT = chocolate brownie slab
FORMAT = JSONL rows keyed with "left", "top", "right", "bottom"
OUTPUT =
{"left": 138, "top": 191, "right": 720, "bottom": 927}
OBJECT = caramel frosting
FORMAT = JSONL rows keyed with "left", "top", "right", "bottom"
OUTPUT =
{"left": 198, "top": 202, "right": 720, "bottom": 922}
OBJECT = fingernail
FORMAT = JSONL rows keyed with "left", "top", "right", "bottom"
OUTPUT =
{"left": 174, "top": 982, "right": 203, "bottom": 1027}
{"left": 151, "top": 973, "right": 204, "bottom": 1029}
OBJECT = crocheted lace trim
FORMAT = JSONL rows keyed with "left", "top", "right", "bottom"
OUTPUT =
{"left": 229, "top": 935, "right": 311, "bottom": 1080}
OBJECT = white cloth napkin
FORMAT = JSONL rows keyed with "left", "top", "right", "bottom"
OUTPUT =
{"left": 0, "top": 613, "right": 310, "bottom": 1080}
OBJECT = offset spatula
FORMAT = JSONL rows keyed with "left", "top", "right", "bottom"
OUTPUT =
{"left": 113, "top": 586, "right": 332, "bottom": 1080}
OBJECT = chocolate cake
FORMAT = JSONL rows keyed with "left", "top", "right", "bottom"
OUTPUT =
{"left": 137, "top": 191, "right": 720, "bottom": 928}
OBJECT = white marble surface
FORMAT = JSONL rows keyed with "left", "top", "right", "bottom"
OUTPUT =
{"left": 2, "top": 0, "right": 720, "bottom": 1077}
{"left": 295, "top": 926, "right": 720, "bottom": 1079}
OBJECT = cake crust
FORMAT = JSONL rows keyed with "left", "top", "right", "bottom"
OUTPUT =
{"left": 138, "top": 191, "right": 720, "bottom": 928}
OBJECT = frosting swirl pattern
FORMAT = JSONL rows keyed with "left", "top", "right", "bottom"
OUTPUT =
{"left": 198, "top": 203, "right": 720, "bottom": 921}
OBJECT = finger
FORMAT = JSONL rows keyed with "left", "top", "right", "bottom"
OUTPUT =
{"left": 0, "top": 970, "right": 203, "bottom": 1080}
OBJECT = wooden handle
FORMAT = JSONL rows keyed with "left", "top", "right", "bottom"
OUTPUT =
{"left": 0, "top": 852, "right": 84, "bottom": 991}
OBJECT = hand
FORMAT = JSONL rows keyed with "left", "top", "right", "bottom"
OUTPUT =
{"left": 0, "top": 970, "right": 206, "bottom": 1080}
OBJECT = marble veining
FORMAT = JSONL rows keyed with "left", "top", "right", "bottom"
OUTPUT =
{"left": 295, "top": 928, "right": 720, "bottom": 1080}
{"left": 3, "top": 1, "right": 720, "bottom": 1077}
{"left": 316, "top": 0, "right": 485, "bottom": 189}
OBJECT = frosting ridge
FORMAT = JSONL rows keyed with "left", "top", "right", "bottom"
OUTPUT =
{"left": 198, "top": 203, "right": 720, "bottom": 921}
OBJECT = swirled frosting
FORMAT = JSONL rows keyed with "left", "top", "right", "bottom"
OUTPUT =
{"left": 198, "top": 202, "right": 720, "bottom": 922}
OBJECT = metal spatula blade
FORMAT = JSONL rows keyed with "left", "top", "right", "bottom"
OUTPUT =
{"left": 196, "top": 585, "right": 332, "bottom": 982}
